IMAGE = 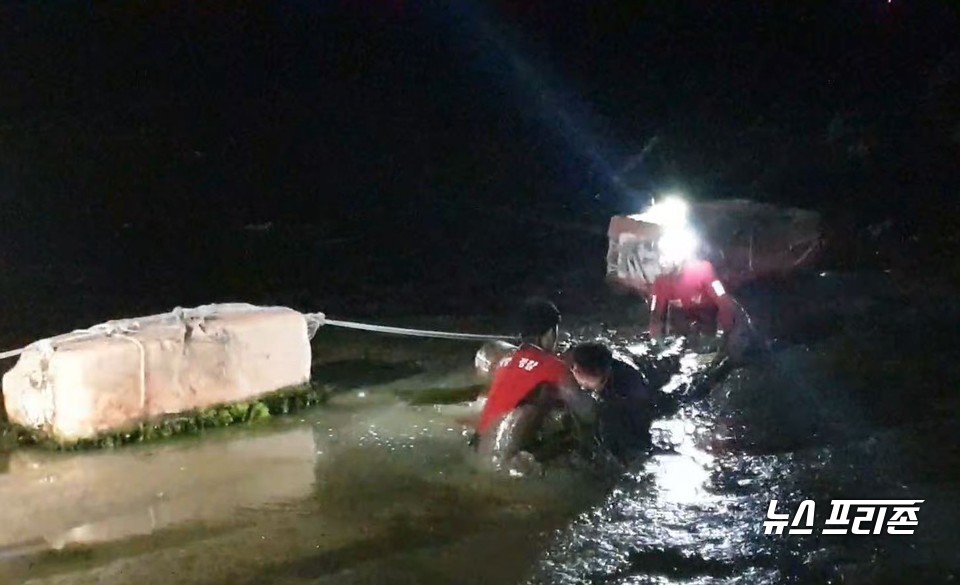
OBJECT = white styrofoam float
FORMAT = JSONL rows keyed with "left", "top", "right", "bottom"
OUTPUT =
{"left": 2, "top": 303, "right": 312, "bottom": 443}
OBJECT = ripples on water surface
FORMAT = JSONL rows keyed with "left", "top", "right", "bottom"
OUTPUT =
{"left": 1, "top": 272, "right": 958, "bottom": 584}
{"left": 532, "top": 273, "right": 960, "bottom": 584}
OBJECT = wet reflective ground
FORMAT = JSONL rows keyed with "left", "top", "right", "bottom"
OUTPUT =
{"left": 532, "top": 273, "right": 960, "bottom": 584}
{"left": 1, "top": 271, "right": 959, "bottom": 584}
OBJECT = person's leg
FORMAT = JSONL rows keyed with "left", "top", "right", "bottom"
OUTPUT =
{"left": 523, "top": 384, "right": 589, "bottom": 463}
{"left": 474, "top": 404, "right": 544, "bottom": 474}
{"left": 700, "top": 305, "right": 719, "bottom": 337}
{"left": 666, "top": 305, "right": 692, "bottom": 338}
{"left": 722, "top": 299, "right": 765, "bottom": 363}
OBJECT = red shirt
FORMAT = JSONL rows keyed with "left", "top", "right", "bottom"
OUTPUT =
{"left": 650, "top": 259, "right": 734, "bottom": 334}
{"left": 652, "top": 259, "right": 721, "bottom": 310}
{"left": 475, "top": 344, "right": 572, "bottom": 435}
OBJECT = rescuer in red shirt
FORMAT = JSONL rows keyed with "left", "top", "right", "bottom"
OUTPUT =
{"left": 648, "top": 255, "right": 736, "bottom": 344}
{"left": 472, "top": 299, "right": 595, "bottom": 452}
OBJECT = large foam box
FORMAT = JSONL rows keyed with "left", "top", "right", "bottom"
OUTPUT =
{"left": 2, "top": 303, "right": 312, "bottom": 443}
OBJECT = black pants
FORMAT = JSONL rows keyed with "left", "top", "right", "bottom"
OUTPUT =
{"left": 667, "top": 304, "right": 719, "bottom": 338}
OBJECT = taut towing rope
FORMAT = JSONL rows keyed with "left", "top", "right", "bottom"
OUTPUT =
{"left": 324, "top": 319, "right": 518, "bottom": 342}
{"left": 0, "top": 347, "right": 26, "bottom": 361}
{"left": 0, "top": 312, "right": 520, "bottom": 362}
{"left": 304, "top": 313, "right": 519, "bottom": 343}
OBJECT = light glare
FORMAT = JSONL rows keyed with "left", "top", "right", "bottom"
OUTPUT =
{"left": 658, "top": 226, "right": 698, "bottom": 266}
{"left": 629, "top": 195, "right": 689, "bottom": 227}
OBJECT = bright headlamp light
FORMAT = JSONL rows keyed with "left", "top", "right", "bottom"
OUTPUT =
{"left": 657, "top": 225, "right": 698, "bottom": 266}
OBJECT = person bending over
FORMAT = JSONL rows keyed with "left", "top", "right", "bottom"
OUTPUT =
{"left": 472, "top": 299, "right": 595, "bottom": 471}
{"left": 570, "top": 341, "right": 664, "bottom": 464}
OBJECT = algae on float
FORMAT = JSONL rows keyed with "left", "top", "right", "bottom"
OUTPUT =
{"left": 6, "top": 381, "right": 330, "bottom": 451}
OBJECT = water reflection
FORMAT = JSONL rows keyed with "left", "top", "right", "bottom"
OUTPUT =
{"left": 527, "top": 379, "right": 792, "bottom": 585}
{"left": 649, "top": 453, "right": 714, "bottom": 506}
{"left": 0, "top": 423, "right": 319, "bottom": 553}
{"left": 5, "top": 283, "right": 960, "bottom": 584}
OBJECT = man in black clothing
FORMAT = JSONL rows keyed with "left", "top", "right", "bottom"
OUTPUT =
{"left": 570, "top": 342, "right": 663, "bottom": 464}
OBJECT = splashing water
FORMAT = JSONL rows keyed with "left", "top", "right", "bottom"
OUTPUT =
{"left": 3, "top": 272, "right": 960, "bottom": 584}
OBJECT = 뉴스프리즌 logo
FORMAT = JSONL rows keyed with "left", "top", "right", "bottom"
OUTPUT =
{"left": 763, "top": 499, "right": 923, "bottom": 536}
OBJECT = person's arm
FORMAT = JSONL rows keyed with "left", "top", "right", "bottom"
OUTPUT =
{"left": 700, "top": 264, "right": 735, "bottom": 334}
{"left": 720, "top": 301, "right": 737, "bottom": 336}
{"left": 474, "top": 404, "right": 542, "bottom": 471}
{"left": 543, "top": 364, "right": 597, "bottom": 425}
{"left": 648, "top": 291, "right": 667, "bottom": 340}
{"left": 713, "top": 288, "right": 736, "bottom": 334}
{"left": 555, "top": 379, "right": 597, "bottom": 425}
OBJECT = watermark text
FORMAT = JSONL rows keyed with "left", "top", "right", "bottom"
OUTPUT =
{"left": 763, "top": 499, "right": 923, "bottom": 536}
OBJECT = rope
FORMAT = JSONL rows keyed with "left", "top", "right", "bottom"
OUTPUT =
{"left": 0, "top": 329, "right": 128, "bottom": 360}
{"left": 315, "top": 316, "right": 519, "bottom": 343}
{"left": 0, "top": 311, "right": 518, "bottom": 362}
{"left": 0, "top": 347, "right": 25, "bottom": 361}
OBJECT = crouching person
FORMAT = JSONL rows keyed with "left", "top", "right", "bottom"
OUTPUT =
{"left": 570, "top": 341, "right": 665, "bottom": 466}
{"left": 471, "top": 299, "right": 596, "bottom": 476}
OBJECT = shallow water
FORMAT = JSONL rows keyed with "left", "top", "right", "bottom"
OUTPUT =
{"left": 0, "top": 392, "right": 590, "bottom": 584}
{"left": 531, "top": 272, "right": 960, "bottom": 584}
{"left": 1, "top": 271, "right": 958, "bottom": 584}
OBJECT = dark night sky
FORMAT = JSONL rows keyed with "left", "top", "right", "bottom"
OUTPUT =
{"left": 0, "top": 1, "right": 958, "bottom": 308}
